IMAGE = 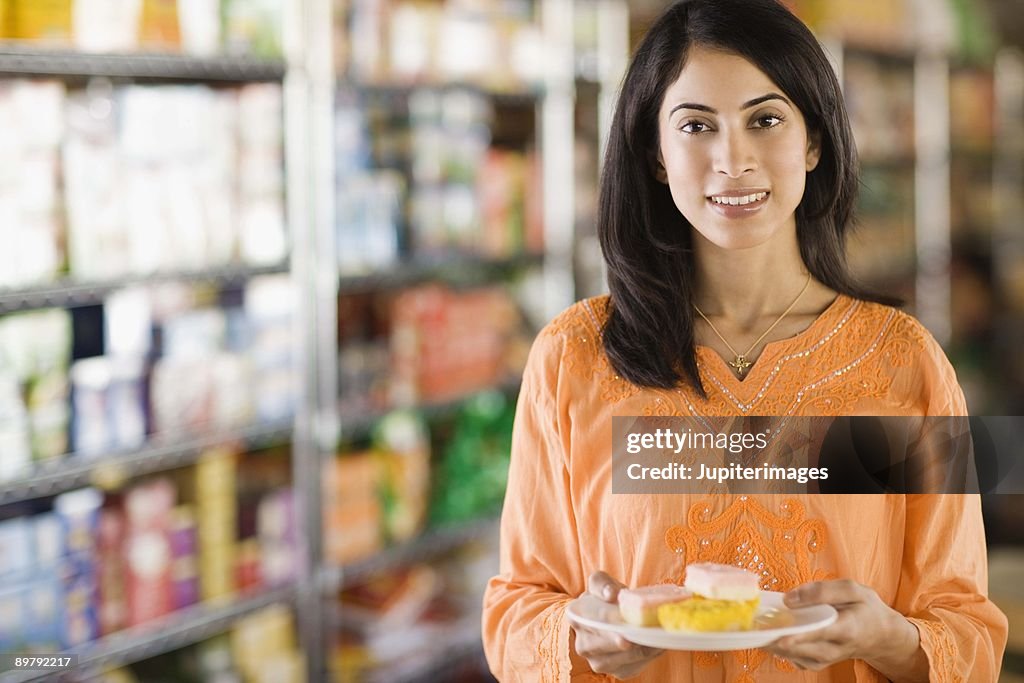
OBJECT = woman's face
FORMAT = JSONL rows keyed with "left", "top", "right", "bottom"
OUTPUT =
{"left": 656, "top": 46, "right": 821, "bottom": 250}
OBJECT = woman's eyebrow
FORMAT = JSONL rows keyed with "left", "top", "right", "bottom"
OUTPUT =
{"left": 668, "top": 93, "right": 792, "bottom": 117}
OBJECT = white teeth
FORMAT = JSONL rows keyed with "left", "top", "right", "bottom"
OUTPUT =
{"left": 710, "top": 192, "right": 767, "bottom": 205}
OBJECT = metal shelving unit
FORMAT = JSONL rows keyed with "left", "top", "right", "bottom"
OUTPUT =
{"left": 321, "top": 517, "right": 500, "bottom": 592}
{"left": 0, "top": 44, "right": 285, "bottom": 81}
{"left": 0, "top": 586, "right": 297, "bottom": 683}
{"left": 0, "top": 263, "right": 289, "bottom": 314}
{"left": 0, "top": 419, "right": 293, "bottom": 507}
{"left": 364, "top": 615, "right": 489, "bottom": 683}
{"left": 337, "top": 252, "right": 544, "bottom": 295}
{"left": 0, "top": 6, "right": 317, "bottom": 680}
{"left": 354, "top": 81, "right": 545, "bottom": 109}
{"left": 337, "top": 378, "right": 522, "bottom": 443}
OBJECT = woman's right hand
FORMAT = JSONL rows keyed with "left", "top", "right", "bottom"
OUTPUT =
{"left": 568, "top": 571, "right": 665, "bottom": 680}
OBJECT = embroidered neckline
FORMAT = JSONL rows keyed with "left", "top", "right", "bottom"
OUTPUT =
{"left": 695, "top": 294, "right": 855, "bottom": 388}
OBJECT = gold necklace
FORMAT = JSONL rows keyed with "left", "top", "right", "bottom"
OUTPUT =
{"left": 694, "top": 273, "right": 812, "bottom": 376}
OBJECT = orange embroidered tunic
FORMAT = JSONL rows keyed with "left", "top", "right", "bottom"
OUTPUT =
{"left": 482, "top": 294, "right": 1008, "bottom": 682}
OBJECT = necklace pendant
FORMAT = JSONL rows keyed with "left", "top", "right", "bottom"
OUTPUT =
{"left": 729, "top": 356, "right": 752, "bottom": 375}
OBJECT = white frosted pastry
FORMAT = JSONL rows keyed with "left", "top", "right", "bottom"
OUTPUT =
{"left": 617, "top": 584, "right": 692, "bottom": 626}
{"left": 683, "top": 563, "right": 760, "bottom": 601}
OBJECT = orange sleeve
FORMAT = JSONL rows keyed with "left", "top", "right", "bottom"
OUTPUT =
{"left": 481, "top": 327, "right": 603, "bottom": 682}
{"left": 894, "top": 494, "right": 1008, "bottom": 682}
{"left": 896, "top": 323, "right": 1007, "bottom": 680}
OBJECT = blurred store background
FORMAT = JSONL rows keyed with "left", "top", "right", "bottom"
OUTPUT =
{"left": 0, "top": 0, "right": 1019, "bottom": 681}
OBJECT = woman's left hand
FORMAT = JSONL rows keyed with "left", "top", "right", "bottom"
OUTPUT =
{"left": 764, "top": 579, "right": 924, "bottom": 677}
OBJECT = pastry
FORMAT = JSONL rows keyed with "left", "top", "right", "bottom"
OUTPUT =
{"left": 617, "top": 584, "right": 692, "bottom": 626}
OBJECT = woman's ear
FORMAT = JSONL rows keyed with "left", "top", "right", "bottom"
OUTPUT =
{"left": 806, "top": 129, "right": 822, "bottom": 172}
{"left": 650, "top": 149, "right": 668, "bottom": 184}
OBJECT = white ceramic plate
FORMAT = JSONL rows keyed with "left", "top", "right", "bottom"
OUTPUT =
{"left": 566, "top": 591, "right": 838, "bottom": 651}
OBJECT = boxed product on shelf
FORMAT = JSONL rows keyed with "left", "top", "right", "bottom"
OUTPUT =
{"left": 431, "top": 390, "right": 514, "bottom": 525}
{"left": 0, "top": 309, "right": 72, "bottom": 467}
{"left": 333, "top": 559, "right": 489, "bottom": 681}
{"left": 336, "top": 170, "right": 404, "bottom": 275}
{"left": 222, "top": 0, "right": 283, "bottom": 58}
{"left": 479, "top": 146, "right": 543, "bottom": 257}
{"left": 0, "top": 80, "right": 66, "bottom": 289}
{"left": 62, "top": 82, "right": 285, "bottom": 280}
{"left": 177, "top": 0, "right": 221, "bottom": 56}
{"left": 72, "top": 0, "right": 142, "bottom": 52}
{"left": 843, "top": 54, "right": 916, "bottom": 163}
{"left": 409, "top": 88, "right": 491, "bottom": 254}
{"left": 0, "top": 516, "right": 33, "bottom": 581}
{"left": 70, "top": 355, "right": 147, "bottom": 455}
{"left": 346, "top": 0, "right": 541, "bottom": 90}
{"left": 123, "top": 478, "right": 176, "bottom": 626}
{"left": 138, "top": 0, "right": 181, "bottom": 50}
{"left": 97, "top": 498, "right": 128, "bottom": 635}
{"left": 196, "top": 446, "right": 238, "bottom": 601}
{"left": 373, "top": 411, "right": 430, "bottom": 544}
{"left": 231, "top": 604, "right": 305, "bottom": 683}
{"left": 244, "top": 275, "right": 296, "bottom": 422}
{"left": 256, "top": 487, "right": 298, "bottom": 587}
{"left": 237, "top": 84, "right": 287, "bottom": 267}
{"left": 55, "top": 487, "right": 102, "bottom": 647}
{"left": 0, "top": 369, "right": 32, "bottom": 481}
{"left": 389, "top": 284, "right": 523, "bottom": 405}
{"left": 6, "top": 0, "right": 73, "bottom": 42}
{"left": 340, "top": 564, "right": 442, "bottom": 635}
{"left": 323, "top": 451, "right": 383, "bottom": 565}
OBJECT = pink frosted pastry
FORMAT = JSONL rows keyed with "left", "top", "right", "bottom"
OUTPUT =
{"left": 684, "top": 563, "right": 760, "bottom": 601}
{"left": 617, "top": 584, "right": 692, "bottom": 626}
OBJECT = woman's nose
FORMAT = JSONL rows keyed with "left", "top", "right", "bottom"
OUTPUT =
{"left": 713, "top": 131, "right": 758, "bottom": 178}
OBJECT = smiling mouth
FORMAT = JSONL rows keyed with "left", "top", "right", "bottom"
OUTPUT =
{"left": 707, "top": 191, "right": 769, "bottom": 206}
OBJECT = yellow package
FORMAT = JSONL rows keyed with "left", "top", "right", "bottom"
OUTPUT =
{"left": 9, "top": 0, "right": 72, "bottom": 42}
{"left": 139, "top": 0, "right": 181, "bottom": 49}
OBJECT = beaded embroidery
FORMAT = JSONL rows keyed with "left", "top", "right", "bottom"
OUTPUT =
{"left": 559, "top": 295, "right": 926, "bottom": 418}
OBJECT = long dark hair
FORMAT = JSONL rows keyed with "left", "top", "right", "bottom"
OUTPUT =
{"left": 599, "top": 0, "right": 892, "bottom": 396}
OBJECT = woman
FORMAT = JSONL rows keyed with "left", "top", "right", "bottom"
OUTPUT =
{"left": 481, "top": 0, "right": 1007, "bottom": 681}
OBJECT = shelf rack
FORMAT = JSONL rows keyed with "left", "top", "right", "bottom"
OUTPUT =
{"left": 0, "top": 419, "right": 294, "bottom": 507}
{"left": 0, "top": 586, "right": 297, "bottom": 683}
{"left": 321, "top": 516, "right": 500, "bottom": 592}
{"left": 337, "top": 378, "right": 522, "bottom": 443}
{"left": 337, "top": 252, "right": 544, "bottom": 295}
{"left": 0, "top": 12, "right": 317, "bottom": 682}
{"left": 0, "top": 44, "right": 285, "bottom": 82}
{"left": 354, "top": 81, "right": 544, "bottom": 109}
{"left": 364, "top": 615, "right": 489, "bottom": 683}
{"left": 0, "top": 263, "right": 289, "bottom": 314}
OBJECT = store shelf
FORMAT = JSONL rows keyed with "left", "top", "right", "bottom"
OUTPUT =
{"left": 338, "top": 378, "right": 522, "bottom": 442}
{"left": 354, "top": 81, "right": 543, "bottom": 107}
{"left": 858, "top": 155, "right": 917, "bottom": 170}
{"left": 0, "top": 586, "right": 297, "bottom": 683}
{"left": 0, "top": 43, "right": 286, "bottom": 82}
{"left": 337, "top": 252, "right": 543, "bottom": 295}
{"left": 322, "top": 516, "right": 500, "bottom": 591}
{"left": 0, "top": 263, "right": 290, "bottom": 314}
{"left": 0, "top": 419, "right": 294, "bottom": 507}
{"left": 365, "top": 615, "right": 489, "bottom": 683}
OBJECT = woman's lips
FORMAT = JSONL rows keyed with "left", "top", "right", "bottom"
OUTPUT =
{"left": 706, "top": 191, "right": 770, "bottom": 218}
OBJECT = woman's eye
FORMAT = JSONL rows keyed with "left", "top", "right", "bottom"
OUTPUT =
{"left": 754, "top": 115, "right": 784, "bottom": 128}
{"left": 680, "top": 121, "right": 711, "bottom": 134}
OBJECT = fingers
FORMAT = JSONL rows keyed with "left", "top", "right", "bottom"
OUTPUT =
{"left": 574, "top": 631, "right": 663, "bottom": 678}
{"left": 784, "top": 579, "right": 867, "bottom": 608}
{"left": 569, "top": 615, "right": 664, "bottom": 679}
{"left": 588, "top": 571, "right": 627, "bottom": 603}
{"left": 769, "top": 638, "right": 848, "bottom": 664}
